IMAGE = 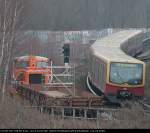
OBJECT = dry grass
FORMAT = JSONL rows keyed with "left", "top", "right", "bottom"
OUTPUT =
{"left": 0, "top": 93, "right": 150, "bottom": 129}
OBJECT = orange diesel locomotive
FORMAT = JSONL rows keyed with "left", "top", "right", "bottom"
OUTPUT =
{"left": 12, "top": 55, "right": 52, "bottom": 85}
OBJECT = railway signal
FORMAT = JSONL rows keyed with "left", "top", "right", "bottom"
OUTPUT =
{"left": 62, "top": 43, "right": 70, "bottom": 63}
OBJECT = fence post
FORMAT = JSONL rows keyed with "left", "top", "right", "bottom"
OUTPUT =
{"left": 62, "top": 107, "right": 64, "bottom": 118}
{"left": 16, "top": 103, "right": 23, "bottom": 128}
{"left": 51, "top": 107, "right": 55, "bottom": 128}
{"left": 40, "top": 106, "right": 43, "bottom": 113}
{"left": 84, "top": 109, "right": 87, "bottom": 119}
{"left": 61, "top": 107, "right": 65, "bottom": 128}
{"left": 73, "top": 64, "right": 76, "bottom": 96}
{"left": 73, "top": 108, "right": 75, "bottom": 118}
{"left": 96, "top": 110, "right": 100, "bottom": 128}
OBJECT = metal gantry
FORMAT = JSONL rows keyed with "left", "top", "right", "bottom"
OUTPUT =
{"left": 44, "top": 64, "right": 75, "bottom": 96}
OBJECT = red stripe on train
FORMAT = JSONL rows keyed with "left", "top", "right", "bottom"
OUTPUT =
{"left": 105, "top": 84, "right": 144, "bottom": 96}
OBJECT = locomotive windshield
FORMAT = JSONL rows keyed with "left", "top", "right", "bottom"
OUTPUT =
{"left": 110, "top": 63, "right": 143, "bottom": 85}
{"left": 37, "top": 61, "right": 48, "bottom": 68}
{"left": 15, "top": 61, "right": 28, "bottom": 68}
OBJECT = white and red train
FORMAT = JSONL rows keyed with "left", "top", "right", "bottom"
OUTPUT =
{"left": 87, "top": 30, "right": 146, "bottom": 97}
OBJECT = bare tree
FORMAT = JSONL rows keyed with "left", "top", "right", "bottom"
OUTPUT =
{"left": 0, "top": 0, "right": 23, "bottom": 102}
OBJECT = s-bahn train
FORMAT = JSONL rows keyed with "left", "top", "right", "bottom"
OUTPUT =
{"left": 87, "top": 30, "right": 146, "bottom": 97}
{"left": 12, "top": 55, "right": 52, "bottom": 85}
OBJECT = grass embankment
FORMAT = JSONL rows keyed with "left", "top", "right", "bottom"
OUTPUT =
{"left": 0, "top": 91, "right": 150, "bottom": 128}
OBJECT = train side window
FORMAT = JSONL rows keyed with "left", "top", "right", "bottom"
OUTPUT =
{"left": 89, "top": 56, "right": 92, "bottom": 72}
{"left": 92, "top": 58, "right": 95, "bottom": 78}
{"left": 95, "top": 61, "right": 99, "bottom": 81}
{"left": 93, "top": 59, "right": 96, "bottom": 79}
{"left": 15, "top": 61, "right": 28, "bottom": 69}
{"left": 98, "top": 63, "right": 102, "bottom": 81}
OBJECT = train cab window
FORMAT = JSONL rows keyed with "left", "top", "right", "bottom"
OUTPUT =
{"left": 37, "top": 61, "right": 48, "bottom": 68}
{"left": 15, "top": 61, "right": 28, "bottom": 69}
{"left": 109, "top": 63, "right": 143, "bottom": 85}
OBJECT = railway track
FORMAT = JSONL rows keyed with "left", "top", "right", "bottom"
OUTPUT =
{"left": 14, "top": 85, "right": 106, "bottom": 108}
{"left": 10, "top": 82, "right": 127, "bottom": 111}
{"left": 9, "top": 84, "right": 150, "bottom": 120}
{"left": 9, "top": 83, "right": 122, "bottom": 119}
{"left": 138, "top": 98, "right": 150, "bottom": 113}
{"left": 11, "top": 83, "right": 150, "bottom": 110}
{"left": 118, "top": 97, "right": 150, "bottom": 115}
{"left": 8, "top": 84, "right": 113, "bottom": 119}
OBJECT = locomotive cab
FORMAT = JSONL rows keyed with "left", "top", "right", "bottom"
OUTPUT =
{"left": 12, "top": 55, "right": 52, "bottom": 85}
{"left": 87, "top": 30, "right": 145, "bottom": 98}
{"left": 107, "top": 62, "right": 145, "bottom": 98}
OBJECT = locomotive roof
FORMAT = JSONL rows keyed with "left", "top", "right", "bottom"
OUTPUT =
{"left": 90, "top": 30, "right": 144, "bottom": 64}
{"left": 14, "top": 55, "right": 49, "bottom": 61}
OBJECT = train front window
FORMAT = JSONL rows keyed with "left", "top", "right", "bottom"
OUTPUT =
{"left": 15, "top": 61, "right": 28, "bottom": 68}
{"left": 37, "top": 61, "right": 48, "bottom": 68}
{"left": 110, "top": 63, "right": 143, "bottom": 85}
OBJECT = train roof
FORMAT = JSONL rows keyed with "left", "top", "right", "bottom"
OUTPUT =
{"left": 14, "top": 55, "right": 49, "bottom": 61}
{"left": 90, "top": 30, "right": 144, "bottom": 64}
